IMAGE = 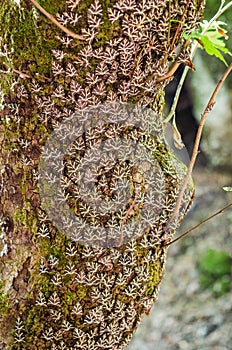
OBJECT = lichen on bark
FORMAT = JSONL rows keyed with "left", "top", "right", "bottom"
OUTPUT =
{"left": 0, "top": 0, "right": 205, "bottom": 349}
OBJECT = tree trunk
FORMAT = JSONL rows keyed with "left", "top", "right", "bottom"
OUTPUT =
{"left": 0, "top": 0, "right": 205, "bottom": 349}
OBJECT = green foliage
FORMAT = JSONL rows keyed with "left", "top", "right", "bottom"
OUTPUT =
{"left": 197, "top": 249, "right": 232, "bottom": 297}
{"left": 0, "top": 282, "right": 10, "bottom": 315}
{"left": 184, "top": 20, "right": 232, "bottom": 65}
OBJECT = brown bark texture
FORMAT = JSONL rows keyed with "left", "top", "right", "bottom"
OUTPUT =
{"left": 0, "top": 0, "right": 205, "bottom": 349}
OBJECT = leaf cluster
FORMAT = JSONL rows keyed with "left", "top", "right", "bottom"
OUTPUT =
{"left": 184, "top": 20, "right": 232, "bottom": 65}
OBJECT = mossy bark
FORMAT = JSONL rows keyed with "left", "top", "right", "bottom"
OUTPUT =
{"left": 0, "top": 0, "right": 205, "bottom": 349}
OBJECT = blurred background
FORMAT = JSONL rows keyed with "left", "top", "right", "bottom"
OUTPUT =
{"left": 128, "top": 1, "right": 232, "bottom": 349}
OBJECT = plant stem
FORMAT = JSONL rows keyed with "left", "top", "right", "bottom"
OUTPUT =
{"left": 203, "top": 0, "right": 232, "bottom": 32}
{"left": 170, "top": 0, "right": 191, "bottom": 50}
{"left": 165, "top": 202, "right": 232, "bottom": 246}
{"left": 163, "top": 65, "right": 188, "bottom": 123}
{"left": 29, "top": 0, "right": 85, "bottom": 41}
{"left": 1, "top": 62, "right": 32, "bottom": 79}
{"left": 166, "top": 62, "right": 232, "bottom": 230}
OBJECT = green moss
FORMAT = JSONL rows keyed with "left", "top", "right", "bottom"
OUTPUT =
{"left": 0, "top": 0, "right": 67, "bottom": 97}
{"left": 24, "top": 307, "right": 45, "bottom": 343}
{"left": 39, "top": 230, "right": 66, "bottom": 259}
{"left": 0, "top": 282, "right": 10, "bottom": 315}
{"left": 146, "top": 256, "right": 165, "bottom": 297}
{"left": 96, "top": 7, "right": 120, "bottom": 46}
{"left": 2, "top": 120, "right": 20, "bottom": 153}
{"left": 13, "top": 209, "right": 28, "bottom": 227}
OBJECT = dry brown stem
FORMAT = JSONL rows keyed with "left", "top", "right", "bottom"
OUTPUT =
{"left": 29, "top": 0, "right": 85, "bottom": 41}
{"left": 165, "top": 202, "right": 232, "bottom": 246}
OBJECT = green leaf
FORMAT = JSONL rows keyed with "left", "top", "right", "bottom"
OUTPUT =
{"left": 184, "top": 20, "right": 232, "bottom": 66}
{"left": 200, "top": 35, "right": 229, "bottom": 65}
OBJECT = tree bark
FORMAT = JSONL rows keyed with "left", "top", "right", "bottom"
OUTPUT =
{"left": 0, "top": 0, "right": 205, "bottom": 349}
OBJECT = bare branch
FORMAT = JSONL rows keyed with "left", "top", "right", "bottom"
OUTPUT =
{"left": 165, "top": 202, "right": 232, "bottom": 246}
{"left": 1, "top": 61, "right": 32, "bottom": 79}
{"left": 29, "top": 0, "right": 85, "bottom": 41}
{"left": 170, "top": 0, "right": 191, "bottom": 50}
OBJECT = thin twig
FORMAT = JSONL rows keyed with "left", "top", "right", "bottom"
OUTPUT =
{"left": 170, "top": 0, "right": 191, "bottom": 51}
{"left": 143, "top": 39, "right": 190, "bottom": 85}
{"left": 1, "top": 62, "right": 32, "bottom": 79}
{"left": 1, "top": 62, "right": 53, "bottom": 81}
{"left": 166, "top": 62, "right": 232, "bottom": 230}
{"left": 156, "top": 60, "right": 181, "bottom": 83}
{"left": 142, "top": 54, "right": 180, "bottom": 85}
{"left": 29, "top": 0, "right": 85, "bottom": 41}
{"left": 164, "top": 202, "right": 232, "bottom": 246}
{"left": 164, "top": 0, "right": 232, "bottom": 123}
{"left": 203, "top": 1, "right": 232, "bottom": 33}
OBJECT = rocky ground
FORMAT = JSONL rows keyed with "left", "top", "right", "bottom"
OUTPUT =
{"left": 128, "top": 167, "right": 232, "bottom": 350}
